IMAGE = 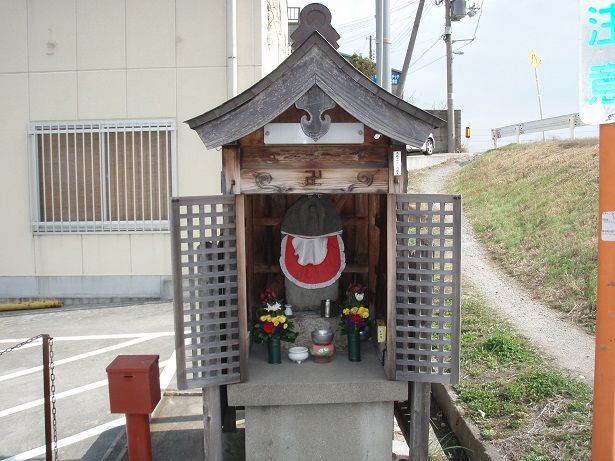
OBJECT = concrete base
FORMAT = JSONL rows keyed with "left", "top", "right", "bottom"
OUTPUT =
{"left": 229, "top": 345, "right": 406, "bottom": 461}
{"left": 0, "top": 275, "right": 173, "bottom": 299}
{"left": 245, "top": 402, "right": 393, "bottom": 461}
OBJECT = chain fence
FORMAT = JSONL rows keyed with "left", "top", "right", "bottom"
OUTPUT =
{"left": 0, "top": 334, "right": 59, "bottom": 460}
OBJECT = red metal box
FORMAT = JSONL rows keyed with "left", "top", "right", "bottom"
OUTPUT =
{"left": 106, "top": 355, "right": 161, "bottom": 414}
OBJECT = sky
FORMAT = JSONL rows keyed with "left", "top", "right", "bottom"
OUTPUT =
{"left": 289, "top": 0, "right": 597, "bottom": 151}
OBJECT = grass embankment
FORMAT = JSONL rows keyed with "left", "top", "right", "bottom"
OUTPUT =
{"left": 456, "top": 284, "right": 592, "bottom": 460}
{"left": 451, "top": 140, "right": 599, "bottom": 331}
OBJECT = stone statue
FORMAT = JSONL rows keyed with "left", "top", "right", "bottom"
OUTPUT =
{"left": 280, "top": 196, "right": 345, "bottom": 310}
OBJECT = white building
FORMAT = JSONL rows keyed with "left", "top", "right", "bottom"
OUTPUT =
{"left": 0, "top": 0, "right": 290, "bottom": 301}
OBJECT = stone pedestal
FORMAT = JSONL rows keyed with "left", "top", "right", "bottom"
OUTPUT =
{"left": 282, "top": 311, "right": 341, "bottom": 351}
{"left": 228, "top": 345, "right": 406, "bottom": 461}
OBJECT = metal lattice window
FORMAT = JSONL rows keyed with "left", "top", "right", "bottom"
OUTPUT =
{"left": 30, "top": 119, "right": 176, "bottom": 233}
{"left": 394, "top": 194, "right": 461, "bottom": 384}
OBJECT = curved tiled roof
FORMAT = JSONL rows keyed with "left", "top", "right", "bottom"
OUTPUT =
{"left": 186, "top": 32, "right": 444, "bottom": 149}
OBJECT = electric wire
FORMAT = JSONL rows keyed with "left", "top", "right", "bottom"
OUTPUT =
{"left": 410, "top": 0, "right": 486, "bottom": 73}
{"left": 452, "top": 0, "right": 485, "bottom": 52}
{"left": 409, "top": 35, "right": 442, "bottom": 66}
{"left": 339, "top": 0, "right": 433, "bottom": 58}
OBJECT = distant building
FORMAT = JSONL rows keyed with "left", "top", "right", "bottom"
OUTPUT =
{"left": 0, "top": 0, "right": 290, "bottom": 301}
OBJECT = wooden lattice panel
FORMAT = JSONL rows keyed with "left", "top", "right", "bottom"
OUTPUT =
{"left": 394, "top": 194, "right": 461, "bottom": 384}
{"left": 171, "top": 196, "right": 242, "bottom": 389}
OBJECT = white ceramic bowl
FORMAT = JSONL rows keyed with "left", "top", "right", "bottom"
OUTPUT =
{"left": 288, "top": 346, "right": 309, "bottom": 364}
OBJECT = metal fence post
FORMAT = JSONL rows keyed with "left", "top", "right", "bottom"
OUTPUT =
{"left": 42, "top": 334, "right": 52, "bottom": 461}
{"left": 570, "top": 115, "right": 576, "bottom": 139}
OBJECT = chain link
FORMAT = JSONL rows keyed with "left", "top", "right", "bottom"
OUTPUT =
{"left": 0, "top": 335, "right": 60, "bottom": 460}
{"left": 0, "top": 334, "right": 44, "bottom": 356}
{"left": 49, "top": 337, "right": 59, "bottom": 461}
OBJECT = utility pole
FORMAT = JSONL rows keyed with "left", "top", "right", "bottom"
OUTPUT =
{"left": 396, "top": 0, "right": 426, "bottom": 98}
{"left": 376, "top": 0, "right": 383, "bottom": 86}
{"left": 367, "top": 35, "right": 375, "bottom": 61}
{"left": 445, "top": 0, "right": 455, "bottom": 152}
{"left": 383, "top": 0, "right": 391, "bottom": 91}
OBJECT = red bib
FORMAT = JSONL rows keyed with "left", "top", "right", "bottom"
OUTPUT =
{"left": 280, "top": 234, "right": 346, "bottom": 289}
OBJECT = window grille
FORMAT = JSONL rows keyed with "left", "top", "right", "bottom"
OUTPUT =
{"left": 30, "top": 119, "right": 176, "bottom": 233}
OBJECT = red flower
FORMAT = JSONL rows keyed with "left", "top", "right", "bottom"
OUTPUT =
{"left": 259, "top": 288, "right": 277, "bottom": 303}
{"left": 263, "top": 322, "right": 275, "bottom": 334}
{"left": 347, "top": 283, "right": 366, "bottom": 294}
{"left": 351, "top": 315, "right": 363, "bottom": 324}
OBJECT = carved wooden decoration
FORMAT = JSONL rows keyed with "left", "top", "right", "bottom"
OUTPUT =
{"left": 242, "top": 168, "right": 386, "bottom": 194}
{"left": 295, "top": 85, "right": 336, "bottom": 141}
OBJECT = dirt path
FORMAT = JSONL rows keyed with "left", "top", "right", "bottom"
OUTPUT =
{"left": 416, "top": 160, "right": 596, "bottom": 386}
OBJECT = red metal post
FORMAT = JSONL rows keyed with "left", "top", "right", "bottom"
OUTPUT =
{"left": 592, "top": 123, "right": 615, "bottom": 460}
{"left": 106, "top": 355, "right": 160, "bottom": 461}
{"left": 126, "top": 414, "right": 153, "bottom": 461}
{"left": 42, "top": 334, "right": 52, "bottom": 461}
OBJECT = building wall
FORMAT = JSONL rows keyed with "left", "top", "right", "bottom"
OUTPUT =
{"left": 427, "top": 109, "right": 462, "bottom": 153}
{"left": 0, "top": 0, "right": 289, "bottom": 299}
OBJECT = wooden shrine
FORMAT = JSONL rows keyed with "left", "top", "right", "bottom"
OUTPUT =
{"left": 171, "top": 4, "right": 462, "bottom": 461}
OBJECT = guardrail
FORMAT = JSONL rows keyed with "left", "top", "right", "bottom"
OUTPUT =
{"left": 491, "top": 113, "right": 590, "bottom": 148}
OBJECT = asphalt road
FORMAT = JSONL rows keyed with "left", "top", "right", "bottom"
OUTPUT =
{"left": 0, "top": 302, "right": 176, "bottom": 461}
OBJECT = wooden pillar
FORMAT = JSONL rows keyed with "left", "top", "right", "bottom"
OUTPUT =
{"left": 386, "top": 194, "right": 397, "bottom": 380}
{"left": 222, "top": 145, "right": 241, "bottom": 194}
{"left": 203, "top": 386, "right": 223, "bottom": 461}
{"left": 409, "top": 382, "right": 431, "bottom": 461}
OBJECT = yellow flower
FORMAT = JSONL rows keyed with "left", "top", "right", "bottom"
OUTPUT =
{"left": 273, "top": 319, "right": 280, "bottom": 326}
{"left": 360, "top": 311, "right": 369, "bottom": 319}
{"left": 343, "top": 308, "right": 350, "bottom": 316}
{"left": 350, "top": 307, "right": 358, "bottom": 315}
{"left": 283, "top": 323, "right": 288, "bottom": 329}
{"left": 259, "top": 315, "right": 268, "bottom": 322}
{"left": 279, "top": 315, "right": 287, "bottom": 323}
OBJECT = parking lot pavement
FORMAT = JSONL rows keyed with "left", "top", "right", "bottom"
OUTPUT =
{"left": 0, "top": 302, "right": 176, "bottom": 461}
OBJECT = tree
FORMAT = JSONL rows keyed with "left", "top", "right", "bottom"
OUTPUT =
{"left": 348, "top": 53, "right": 376, "bottom": 79}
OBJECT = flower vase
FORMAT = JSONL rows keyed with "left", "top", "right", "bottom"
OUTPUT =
{"left": 347, "top": 331, "right": 361, "bottom": 362}
{"left": 267, "top": 336, "right": 282, "bottom": 364}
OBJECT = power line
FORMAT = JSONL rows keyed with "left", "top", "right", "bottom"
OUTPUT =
{"left": 410, "top": 35, "right": 441, "bottom": 66}
{"left": 335, "top": 0, "right": 417, "bottom": 29}
{"left": 452, "top": 0, "right": 485, "bottom": 51}
{"left": 410, "top": 0, "right": 486, "bottom": 73}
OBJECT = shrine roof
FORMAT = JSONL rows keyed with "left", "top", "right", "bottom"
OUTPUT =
{"left": 186, "top": 32, "right": 444, "bottom": 149}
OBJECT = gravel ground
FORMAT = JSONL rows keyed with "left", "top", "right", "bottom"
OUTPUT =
{"left": 415, "top": 159, "right": 596, "bottom": 386}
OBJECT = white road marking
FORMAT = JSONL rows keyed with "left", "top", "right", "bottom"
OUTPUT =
{"left": 0, "top": 335, "right": 170, "bottom": 383}
{"left": 0, "top": 332, "right": 174, "bottom": 350}
{"left": 0, "top": 360, "right": 171, "bottom": 418}
{"left": 1, "top": 417, "right": 127, "bottom": 461}
{"left": 159, "top": 351, "right": 176, "bottom": 389}
{"left": 1, "top": 351, "right": 177, "bottom": 461}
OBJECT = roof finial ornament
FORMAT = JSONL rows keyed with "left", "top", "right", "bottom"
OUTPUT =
{"left": 290, "top": 3, "right": 340, "bottom": 50}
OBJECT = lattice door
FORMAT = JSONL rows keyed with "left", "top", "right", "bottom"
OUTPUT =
{"left": 171, "top": 195, "right": 246, "bottom": 389}
{"left": 392, "top": 194, "right": 461, "bottom": 384}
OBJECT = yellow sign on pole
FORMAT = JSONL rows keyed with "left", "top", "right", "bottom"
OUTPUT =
{"left": 529, "top": 49, "right": 541, "bottom": 68}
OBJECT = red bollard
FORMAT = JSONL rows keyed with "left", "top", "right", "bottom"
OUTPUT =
{"left": 106, "top": 355, "right": 161, "bottom": 461}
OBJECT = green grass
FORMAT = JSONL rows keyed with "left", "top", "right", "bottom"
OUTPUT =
{"left": 455, "top": 284, "right": 593, "bottom": 460}
{"left": 450, "top": 140, "right": 599, "bottom": 332}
